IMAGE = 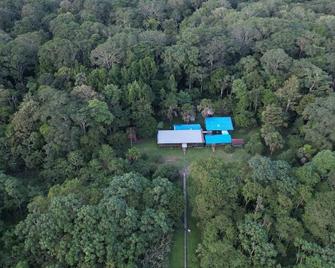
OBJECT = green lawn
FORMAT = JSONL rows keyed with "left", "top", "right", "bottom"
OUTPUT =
{"left": 188, "top": 215, "right": 201, "bottom": 268}
{"left": 135, "top": 139, "right": 250, "bottom": 168}
{"left": 168, "top": 225, "right": 184, "bottom": 268}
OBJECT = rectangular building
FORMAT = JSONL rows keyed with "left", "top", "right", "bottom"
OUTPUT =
{"left": 157, "top": 130, "right": 204, "bottom": 147}
{"left": 205, "top": 117, "right": 234, "bottom": 131}
{"left": 205, "top": 134, "right": 232, "bottom": 145}
{"left": 174, "top": 124, "right": 202, "bottom": 130}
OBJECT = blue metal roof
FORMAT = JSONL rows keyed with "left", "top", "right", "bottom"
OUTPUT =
{"left": 205, "top": 117, "right": 234, "bottom": 131}
{"left": 205, "top": 134, "right": 232, "bottom": 144}
{"left": 174, "top": 124, "right": 202, "bottom": 130}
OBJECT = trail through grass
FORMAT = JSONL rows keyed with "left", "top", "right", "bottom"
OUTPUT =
{"left": 168, "top": 225, "right": 184, "bottom": 267}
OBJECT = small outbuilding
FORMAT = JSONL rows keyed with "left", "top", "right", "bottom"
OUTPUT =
{"left": 204, "top": 117, "right": 234, "bottom": 148}
{"left": 205, "top": 134, "right": 232, "bottom": 145}
{"left": 174, "top": 124, "right": 202, "bottom": 130}
{"left": 205, "top": 117, "right": 234, "bottom": 131}
{"left": 232, "top": 138, "right": 245, "bottom": 147}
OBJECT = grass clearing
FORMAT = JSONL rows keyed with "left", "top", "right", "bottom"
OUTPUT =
{"left": 168, "top": 226, "right": 184, "bottom": 268}
{"left": 135, "top": 139, "right": 250, "bottom": 168}
{"left": 168, "top": 213, "right": 201, "bottom": 268}
{"left": 188, "top": 214, "right": 201, "bottom": 268}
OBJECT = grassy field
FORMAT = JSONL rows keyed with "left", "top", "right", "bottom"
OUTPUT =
{"left": 188, "top": 215, "right": 201, "bottom": 267}
{"left": 135, "top": 139, "right": 250, "bottom": 168}
{"left": 168, "top": 225, "right": 184, "bottom": 267}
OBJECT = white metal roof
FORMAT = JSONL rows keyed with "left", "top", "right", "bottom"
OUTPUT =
{"left": 157, "top": 130, "right": 204, "bottom": 144}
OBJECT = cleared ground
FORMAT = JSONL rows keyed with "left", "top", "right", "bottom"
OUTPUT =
{"left": 135, "top": 139, "right": 250, "bottom": 168}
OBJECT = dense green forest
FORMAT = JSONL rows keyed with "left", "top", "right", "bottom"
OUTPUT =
{"left": 0, "top": 0, "right": 334, "bottom": 267}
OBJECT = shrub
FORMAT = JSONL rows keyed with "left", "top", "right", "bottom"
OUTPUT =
{"left": 153, "top": 164, "right": 180, "bottom": 181}
{"left": 245, "top": 132, "right": 264, "bottom": 155}
{"left": 224, "top": 145, "right": 234, "bottom": 153}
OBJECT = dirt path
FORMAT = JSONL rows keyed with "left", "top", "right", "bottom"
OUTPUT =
{"left": 164, "top": 156, "right": 180, "bottom": 163}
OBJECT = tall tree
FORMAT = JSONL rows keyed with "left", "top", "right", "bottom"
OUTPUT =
{"left": 302, "top": 93, "right": 335, "bottom": 150}
{"left": 276, "top": 75, "right": 301, "bottom": 112}
{"left": 127, "top": 81, "right": 156, "bottom": 138}
{"left": 38, "top": 38, "right": 78, "bottom": 73}
{"left": 197, "top": 98, "right": 214, "bottom": 118}
{"left": 15, "top": 173, "right": 182, "bottom": 267}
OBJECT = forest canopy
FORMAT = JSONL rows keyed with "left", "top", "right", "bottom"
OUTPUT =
{"left": 0, "top": 0, "right": 334, "bottom": 267}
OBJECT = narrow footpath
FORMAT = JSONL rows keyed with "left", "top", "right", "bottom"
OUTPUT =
{"left": 183, "top": 170, "right": 188, "bottom": 268}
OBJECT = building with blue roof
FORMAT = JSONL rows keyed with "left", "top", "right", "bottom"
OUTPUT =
{"left": 204, "top": 117, "right": 234, "bottom": 146}
{"left": 205, "top": 117, "right": 234, "bottom": 131}
{"left": 157, "top": 116, "right": 236, "bottom": 150}
{"left": 205, "top": 134, "right": 232, "bottom": 145}
{"left": 174, "top": 124, "right": 202, "bottom": 130}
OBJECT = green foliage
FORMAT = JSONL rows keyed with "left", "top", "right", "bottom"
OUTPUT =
{"left": 14, "top": 261, "right": 29, "bottom": 268}
{"left": 296, "top": 144, "right": 316, "bottom": 164}
{"left": 276, "top": 75, "right": 301, "bottom": 112}
{"left": 232, "top": 79, "right": 256, "bottom": 128}
{"left": 0, "top": 172, "right": 28, "bottom": 214}
{"left": 245, "top": 132, "right": 264, "bottom": 155}
{"left": 197, "top": 98, "right": 214, "bottom": 118}
{"left": 261, "top": 48, "right": 292, "bottom": 77}
{"left": 0, "top": 0, "right": 335, "bottom": 266}
{"left": 153, "top": 164, "right": 180, "bottom": 182}
{"left": 190, "top": 151, "right": 335, "bottom": 267}
{"left": 294, "top": 238, "right": 335, "bottom": 267}
{"left": 303, "top": 191, "right": 335, "bottom": 244}
{"left": 38, "top": 38, "right": 78, "bottom": 73}
{"left": 238, "top": 219, "right": 277, "bottom": 267}
{"left": 310, "top": 150, "right": 335, "bottom": 179}
{"left": 127, "top": 81, "right": 156, "bottom": 138}
{"left": 302, "top": 93, "right": 335, "bottom": 150}
{"left": 261, "top": 104, "right": 286, "bottom": 128}
{"left": 180, "top": 103, "right": 195, "bottom": 123}
{"left": 90, "top": 37, "right": 123, "bottom": 69}
{"left": 86, "top": 99, "right": 114, "bottom": 125}
{"left": 0, "top": 32, "right": 43, "bottom": 81}
{"left": 261, "top": 124, "right": 284, "bottom": 154}
{"left": 126, "top": 147, "right": 141, "bottom": 162}
{"left": 189, "top": 158, "right": 241, "bottom": 226}
{"left": 15, "top": 173, "right": 182, "bottom": 267}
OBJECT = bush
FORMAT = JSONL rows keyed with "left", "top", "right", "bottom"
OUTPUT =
{"left": 245, "top": 132, "right": 264, "bottom": 155}
{"left": 157, "top": 121, "right": 164, "bottom": 129}
{"left": 153, "top": 164, "right": 180, "bottom": 181}
{"left": 287, "top": 135, "right": 304, "bottom": 151}
{"left": 126, "top": 147, "right": 141, "bottom": 162}
{"left": 223, "top": 145, "right": 234, "bottom": 153}
{"left": 276, "top": 149, "right": 296, "bottom": 164}
{"left": 141, "top": 152, "right": 162, "bottom": 163}
{"left": 108, "top": 132, "right": 129, "bottom": 156}
{"left": 130, "top": 159, "right": 157, "bottom": 177}
{"left": 137, "top": 116, "right": 157, "bottom": 138}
